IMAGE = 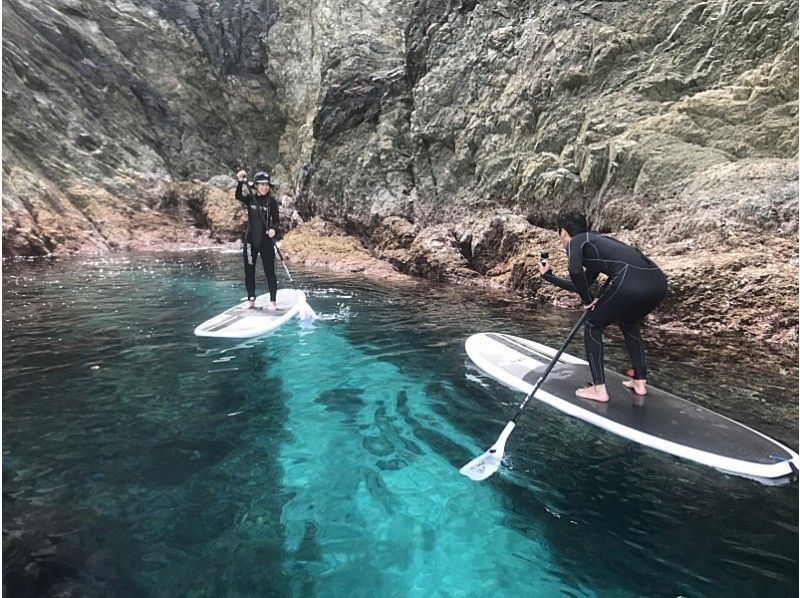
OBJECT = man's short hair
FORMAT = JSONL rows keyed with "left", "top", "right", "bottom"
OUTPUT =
{"left": 556, "top": 212, "right": 588, "bottom": 236}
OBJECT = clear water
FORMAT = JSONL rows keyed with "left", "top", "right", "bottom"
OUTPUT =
{"left": 3, "top": 252, "right": 797, "bottom": 597}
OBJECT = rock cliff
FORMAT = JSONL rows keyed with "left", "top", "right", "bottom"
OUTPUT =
{"left": 2, "top": 0, "right": 797, "bottom": 347}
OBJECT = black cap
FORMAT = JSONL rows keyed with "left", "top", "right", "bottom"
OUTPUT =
{"left": 253, "top": 171, "right": 272, "bottom": 185}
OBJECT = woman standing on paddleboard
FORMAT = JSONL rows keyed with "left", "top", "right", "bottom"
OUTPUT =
{"left": 235, "top": 169, "right": 281, "bottom": 311}
{"left": 538, "top": 212, "right": 667, "bottom": 402}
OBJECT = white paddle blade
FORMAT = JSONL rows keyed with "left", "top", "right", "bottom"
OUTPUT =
{"left": 297, "top": 292, "right": 317, "bottom": 321}
{"left": 459, "top": 421, "right": 516, "bottom": 481}
{"left": 459, "top": 449, "right": 503, "bottom": 481}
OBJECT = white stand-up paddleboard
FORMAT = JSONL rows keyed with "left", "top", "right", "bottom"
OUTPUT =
{"left": 466, "top": 332, "right": 800, "bottom": 483}
{"left": 195, "top": 289, "right": 306, "bottom": 338}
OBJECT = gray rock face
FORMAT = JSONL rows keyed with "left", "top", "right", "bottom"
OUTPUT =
{"left": 3, "top": 0, "right": 286, "bottom": 253}
{"left": 294, "top": 0, "right": 797, "bottom": 272}
{"left": 3, "top": 0, "right": 284, "bottom": 181}
{"left": 4, "top": 0, "right": 796, "bottom": 245}
{"left": 2, "top": 0, "right": 797, "bottom": 344}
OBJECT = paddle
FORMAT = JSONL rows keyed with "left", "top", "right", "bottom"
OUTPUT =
{"left": 460, "top": 281, "right": 607, "bottom": 481}
{"left": 271, "top": 242, "right": 317, "bottom": 320}
{"left": 243, "top": 177, "right": 317, "bottom": 320}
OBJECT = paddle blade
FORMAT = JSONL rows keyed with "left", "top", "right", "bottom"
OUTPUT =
{"left": 459, "top": 421, "right": 516, "bottom": 481}
{"left": 297, "top": 292, "right": 317, "bottom": 321}
{"left": 459, "top": 448, "right": 503, "bottom": 481}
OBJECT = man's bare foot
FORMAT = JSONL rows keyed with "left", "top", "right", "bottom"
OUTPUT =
{"left": 575, "top": 384, "right": 609, "bottom": 402}
{"left": 266, "top": 302, "right": 278, "bottom": 311}
{"left": 622, "top": 379, "right": 647, "bottom": 396}
{"left": 247, "top": 300, "right": 256, "bottom": 309}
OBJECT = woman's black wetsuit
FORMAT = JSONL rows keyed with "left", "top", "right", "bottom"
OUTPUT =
{"left": 235, "top": 181, "right": 281, "bottom": 302}
{"left": 542, "top": 232, "right": 667, "bottom": 384}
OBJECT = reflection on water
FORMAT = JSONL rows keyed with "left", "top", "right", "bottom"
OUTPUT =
{"left": 3, "top": 252, "right": 797, "bottom": 597}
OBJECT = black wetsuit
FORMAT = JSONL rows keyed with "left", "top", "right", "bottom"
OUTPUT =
{"left": 235, "top": 181, "right": 281, "bottom": 302}
{"left": 542, "top": 232, "right": 667, "bottom": 384}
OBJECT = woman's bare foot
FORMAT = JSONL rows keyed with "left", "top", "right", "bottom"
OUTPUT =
{"left": 575, "top": 384, "right": 609, "bottom": 402}
{"left": 622, "top": 379, "right": 647, "bottom": 396}
{"left": 247, "top": 300, "right": 256, "bottom": 309}
{"left": 266, "top": 302, "right": 278, "bottom": 311}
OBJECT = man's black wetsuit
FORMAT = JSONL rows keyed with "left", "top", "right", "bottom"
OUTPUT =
{"left": 235, "top": 181, "right": 281, "bottom": 302}
{"left": 542, "top": 232, "right": 667, "bottom": 384}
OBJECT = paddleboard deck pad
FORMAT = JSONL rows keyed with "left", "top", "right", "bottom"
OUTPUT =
{"left": 195, "top": 289, "right": 305, "bottom": 338}
{"left": 465, "top": 333, "right": 799, "bottom": 482}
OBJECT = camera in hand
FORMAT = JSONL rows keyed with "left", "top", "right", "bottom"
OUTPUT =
{"left": 540, "top": 252, "right": 549, "bottom": 267}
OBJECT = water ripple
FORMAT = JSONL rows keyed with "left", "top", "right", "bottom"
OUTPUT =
{"left": 3, "top": 252, "right": 797, "bottom": 597}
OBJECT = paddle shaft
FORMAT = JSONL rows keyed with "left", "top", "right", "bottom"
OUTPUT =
{"left": 510, "top": 278, "right": 611, "bottom": 423}
{"left": 510, "top": 308, "right": 591, "bottom": 423}
{"left": 272, "top": 240, "right": 294, "bottom": 284}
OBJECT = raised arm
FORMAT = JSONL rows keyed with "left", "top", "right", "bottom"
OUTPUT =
{"left": 235, "top": 170, "right": 250, "bottom": 204}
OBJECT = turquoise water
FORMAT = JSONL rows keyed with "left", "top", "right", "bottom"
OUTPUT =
{"left": 3, "top": 252, "right": 797, "bottom": 597}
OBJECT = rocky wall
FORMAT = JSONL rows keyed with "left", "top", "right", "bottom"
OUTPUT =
{"left": 2, "top": 0, "right": 797, "bottom": 347}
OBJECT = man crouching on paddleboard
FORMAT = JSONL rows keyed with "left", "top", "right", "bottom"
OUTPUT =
{"left": 235, "top": 169, "right": 281, "bottom": 310}
{"left": 538, "top": 212, "right": 667, "bottom": 402}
